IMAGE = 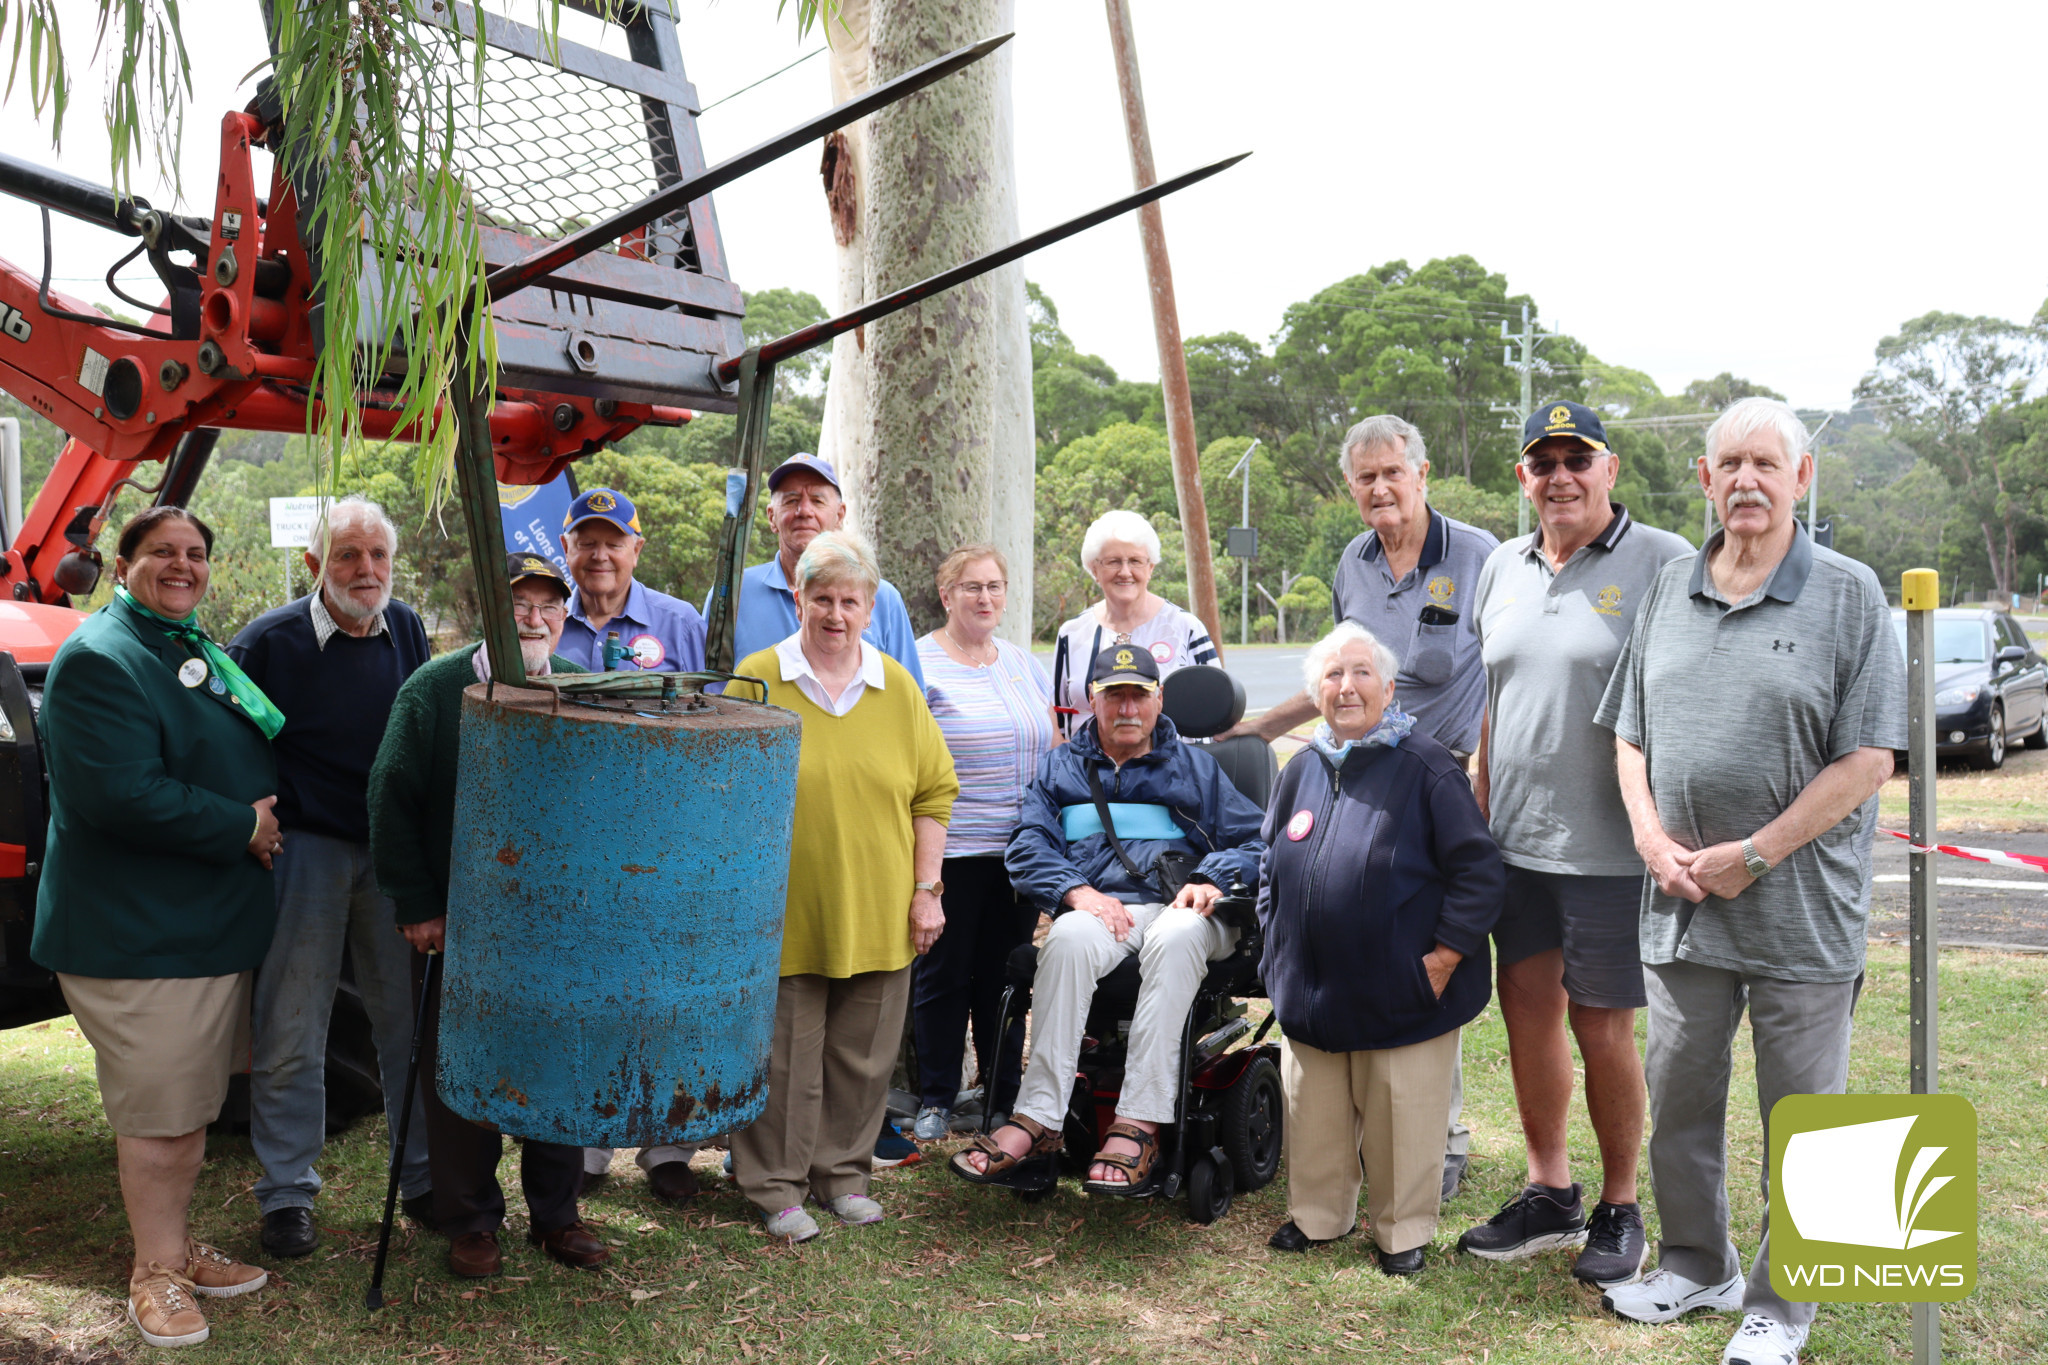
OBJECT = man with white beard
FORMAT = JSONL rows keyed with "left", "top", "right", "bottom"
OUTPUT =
{"left": 367, "top": 554, "right": 612, "bottom": 1277}
{"left": 228, "top": 496, "right": 435, "bottom": 1259}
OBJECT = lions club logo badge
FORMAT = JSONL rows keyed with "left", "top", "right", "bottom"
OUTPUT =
{"left": 1114, "top": 648, "right": 1136, "bottom": 670}
{"left": 1547, "top": 404, "right": 1572, "bottom": 428}
{"left": 521, "top": 557, "right": 550, "bottom": 575}
{"left": 586, "top": 490, "right": 617, "bottom": 513}
{"left": 1427, "top": 575, "right": 1455, "bottom": 606}
{"left": 1149, "top": 641, "right": 1173, "bottom": 664}
{"left": 1286, "top": 809, "right": 1314, "bottom": 842}
{"left": 1595, "top": 584, "right": 1624, "bottom": 616}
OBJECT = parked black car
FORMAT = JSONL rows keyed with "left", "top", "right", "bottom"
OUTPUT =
{"left": 1891, "top": 608, "right": 2048, "bottom": 769}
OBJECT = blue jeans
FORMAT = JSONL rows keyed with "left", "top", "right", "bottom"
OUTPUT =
{"left": 250, "top": 832, "right": 430, "bottom": 1212}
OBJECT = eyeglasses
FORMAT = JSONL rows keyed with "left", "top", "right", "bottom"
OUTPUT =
{"left": 1521, "top": 452, "right": 1603, "bottom": 478}
{"left": 512, "top": 600, "right": 566, "bottom": 620}
{"left": 1096, "top": 556, "right": 1150, "bottom": 573}
{"left": 954, "top": 580, "right": 1007, "bottom": 598}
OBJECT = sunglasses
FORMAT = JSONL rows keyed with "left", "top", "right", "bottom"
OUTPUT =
{"left": 1521, "top": 451, "right": 1603, "bottom": 478}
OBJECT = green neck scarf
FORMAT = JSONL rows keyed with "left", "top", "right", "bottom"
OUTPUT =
{"left": 115, "top": 587, "right": 287, "bottom": 740}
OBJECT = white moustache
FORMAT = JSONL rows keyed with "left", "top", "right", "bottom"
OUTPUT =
{"left": 1727, "top": 489, "right": 1773, "bottom": 511}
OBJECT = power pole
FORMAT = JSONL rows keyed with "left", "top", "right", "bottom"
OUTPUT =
{"left": 1489, "top": 304, "right": 1544, "bottom": 538}
{"left": 1103, "top": 0, "right": 1223, "bottom": 659}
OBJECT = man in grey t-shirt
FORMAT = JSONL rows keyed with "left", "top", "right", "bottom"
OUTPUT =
{"left": 1229, "top": 412, "right": 1498, "bottom": 1199}
{"left": 1456, "top": 401, "right": 1694, "bottom": 1290}
{"left": 1592, "top": 399, "right": 1904, "bottom": 1365}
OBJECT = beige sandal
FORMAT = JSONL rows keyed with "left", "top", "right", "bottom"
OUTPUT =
{"left": 1082, "top": 1121, "right": 1162, "bottom": 1197}
{"left": 948, "top": 1115, "right": 1062, "bottom": 1187}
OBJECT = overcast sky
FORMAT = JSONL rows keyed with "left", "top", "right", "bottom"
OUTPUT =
{"left": 3, "top": 0, "right": 2042, "bottom": 412}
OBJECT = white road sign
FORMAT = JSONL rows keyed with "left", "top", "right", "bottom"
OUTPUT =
{"left": 268, "top": 496, "right": 329, "bottom": 549}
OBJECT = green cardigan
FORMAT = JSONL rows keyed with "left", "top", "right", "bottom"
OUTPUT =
{"left": 31, "top": 596, "right": 280, "bottom": 979}
{"left": 368, "top": 644, "right": 579, "bottom": 926}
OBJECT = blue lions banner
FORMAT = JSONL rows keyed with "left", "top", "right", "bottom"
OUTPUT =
{"left": 499, "top": 473, "right": 576, "bottom": 576}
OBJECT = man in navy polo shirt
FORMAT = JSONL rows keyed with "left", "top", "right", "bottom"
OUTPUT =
{"left": 228, "top": 495, "right": 434, "bottom": 1260}
{"left": 555, "top": 487, "right": 707, "bottom": 674}
{"left": 729, "top": 453, "right": 925, "bottom": 687}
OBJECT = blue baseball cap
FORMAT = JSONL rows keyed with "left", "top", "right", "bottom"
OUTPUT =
{"left": 766, "top": 452, "right": 842, "bottom": 493}
{"left": 1521, "top": 400, "right": 1610, "bottom": 457}
{"left": 563, "top": 487, "right": 642, "bottom": 536}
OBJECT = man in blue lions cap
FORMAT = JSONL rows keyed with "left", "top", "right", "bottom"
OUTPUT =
{"left": 730, "top": 453, "right": 924, "bottom": 688}
{"left": 555, "top": 487, "right": 707, "bottom": 675}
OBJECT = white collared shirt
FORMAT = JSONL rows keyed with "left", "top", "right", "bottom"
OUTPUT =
{"left": 309, "top": 589, "right": 390, "bottom": 649}
{"left": 774, "top": 630, "right": 885, "bottom": 717}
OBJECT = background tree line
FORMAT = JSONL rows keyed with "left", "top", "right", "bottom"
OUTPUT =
{"left": 6, "top": 272, "right": 2043, "bottom": 646}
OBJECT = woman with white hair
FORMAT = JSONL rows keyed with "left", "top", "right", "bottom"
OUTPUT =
{"left": 1049, "top": 509, "right": 1217, "bottom": 736}
{"left": 729, "top": 530, "right": 959, "bottom": 1245}
{"left": 1254, "top": 622, "right": 1503, "bottom": 1275}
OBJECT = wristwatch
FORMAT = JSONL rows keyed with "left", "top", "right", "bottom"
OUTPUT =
{"left": 916, "top": 880, "right": 945, "bottom": 896}
{"left": 1740, "top": 838, "right": 1769, "bottom": 879}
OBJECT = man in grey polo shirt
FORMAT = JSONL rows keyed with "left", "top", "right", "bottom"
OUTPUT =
{"left": 1232, "top": 411, "right": 1498, "bottom": 1195}
{"left": 1456, "top": 400, "right": 1693, "bottom": 1290}
{"left": 1593, "top": 397, "right": 1904, "bottom": 1365}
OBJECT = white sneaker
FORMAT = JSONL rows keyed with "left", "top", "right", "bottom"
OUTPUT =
{"left": 762, "top": 1205, "right": 820, "bottom": 1243}
{"left": 1722, "top": 1313, "right": 1809, "bottom": 1365}
{"left": 818, "top": 1193, "right": 885, "bottom": 1226}
{"left": 1601, "top": 1266, "right": 1746, "bottom": 1323}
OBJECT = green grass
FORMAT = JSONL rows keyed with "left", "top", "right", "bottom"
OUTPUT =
{"left": 4, "top": 945, "right": 2045, "bottom": 1363}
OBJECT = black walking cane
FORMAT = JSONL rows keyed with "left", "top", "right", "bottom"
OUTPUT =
{"left": 367, "top": 948, "right": 440, "bottom": 1310}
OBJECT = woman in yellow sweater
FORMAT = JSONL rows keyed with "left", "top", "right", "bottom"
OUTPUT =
{"left": 730, "top": 530, "right": 959, "bottom": 1243}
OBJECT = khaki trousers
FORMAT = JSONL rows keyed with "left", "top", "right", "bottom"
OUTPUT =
{"left": 731, "top": 967, "right": 911, "bottom": 1215}
{"left": 1281, "top": 1028, "right": 1461, "bottom": 1251}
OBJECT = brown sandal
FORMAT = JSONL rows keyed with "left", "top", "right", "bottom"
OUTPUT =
{"left": 948, "top": 1115, "right": 1063, "bottom": 1187}
{"left": 1082, "top": 1121, "right": 1162, "bottom": 1197}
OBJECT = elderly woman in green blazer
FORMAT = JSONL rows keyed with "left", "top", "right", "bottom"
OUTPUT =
{"left": 31, "top": 506, "right": 284, "bottom": 1349}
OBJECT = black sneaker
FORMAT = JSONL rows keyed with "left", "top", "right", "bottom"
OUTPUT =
{"left": 1455, "top": 1182, "right": 1586, "bottom": 1260}
{"left": 1572, "top": 1201, "right": 1647, "bottom": 1288}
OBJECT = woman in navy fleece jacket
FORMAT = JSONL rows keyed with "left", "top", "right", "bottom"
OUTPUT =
{"left": 1255, "top": 622, "right": 1503, "bottom": 1275}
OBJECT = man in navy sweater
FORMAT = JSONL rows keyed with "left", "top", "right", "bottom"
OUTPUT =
{"left": 227, "top": 496, "right": 434, "bottom": 1259}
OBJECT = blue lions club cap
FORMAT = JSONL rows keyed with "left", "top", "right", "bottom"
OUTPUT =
{"left": 766, "top": 452, "right": 843, "bottom": 493}
{"left": 563, "top": 487, "right": 642, "bottom": 535}
{"left": 1521, "top": 400, "right": 1610, "bottom": 457}
{"left": 1089, "top": 642, "right": 1162, "bottom": 694}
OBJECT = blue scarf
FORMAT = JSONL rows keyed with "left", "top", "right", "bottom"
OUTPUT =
{"left": 1311, "top": 706, "right": 1414, "bottom": 767}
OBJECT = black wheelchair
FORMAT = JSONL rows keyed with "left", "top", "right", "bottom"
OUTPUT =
{"left": 988, "top": 664, "right": 1283, "bottom": 1224}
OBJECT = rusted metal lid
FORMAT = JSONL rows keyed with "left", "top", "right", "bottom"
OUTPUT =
{"left": 463, "top": 683, "right": 797, "bottom": 733}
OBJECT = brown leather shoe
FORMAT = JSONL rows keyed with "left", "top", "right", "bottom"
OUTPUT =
{"left": 447, "top": 1230, "right": 502, "bottom": 1279}
{"left": 645, "top": 1160, "right": 700, "bottom": 1206}
{"left": 528, "top": 1220, "right": 611, "bottom": 1269}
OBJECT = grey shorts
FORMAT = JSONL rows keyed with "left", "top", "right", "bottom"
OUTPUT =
{"left": 1492, "top": 866, "right": 1646, "bottom": 1010}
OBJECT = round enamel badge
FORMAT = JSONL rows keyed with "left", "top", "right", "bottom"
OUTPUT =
{"left": 1286, "top": 808, "right": 1314, "bottom": 841}
{"left": 177, "top": 658, "right": 207, "bottom": 689}
{"left": 1149, "top": 641, "right": 1173, "bottom": 664}
{"left": 627, "top": 634, "right": 666, "bottom": 668}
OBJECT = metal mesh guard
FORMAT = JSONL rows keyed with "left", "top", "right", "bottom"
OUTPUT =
{"left": 418, "top": 24, "right": 695, "bottom": 264}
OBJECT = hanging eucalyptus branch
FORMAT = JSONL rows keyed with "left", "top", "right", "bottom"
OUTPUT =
{"left": 0, "top": 0, "right": 835, "bottom": 502}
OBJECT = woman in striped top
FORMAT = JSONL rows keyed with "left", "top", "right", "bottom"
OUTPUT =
{"left": 1049, "top": 509, "right": 1218, "bottom": 736}
{"left": 911, "top": 544, "right": 1057, "bottom": 1141}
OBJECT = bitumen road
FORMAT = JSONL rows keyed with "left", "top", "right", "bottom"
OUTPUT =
{"left": 1868, "top": 827, "right": 2048, "bottom": 952}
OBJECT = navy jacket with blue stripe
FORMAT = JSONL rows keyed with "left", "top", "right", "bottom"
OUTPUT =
{"left": 1005, "top": 716, "right": 1267, "bottom": 913}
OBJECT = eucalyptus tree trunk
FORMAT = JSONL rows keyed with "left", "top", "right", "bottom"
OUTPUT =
{"left": 983, "top": 0, "right": 1035, "bottom": 648}
{"left": 846, "top": 0, "right": 1003, "bottom": 632}
{"left": 819, "top": 0, "right": 874, "bottom": 508}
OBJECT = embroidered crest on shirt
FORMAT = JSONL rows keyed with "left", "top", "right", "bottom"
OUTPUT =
{"left": 1594, "top": 584, "right": 1624, "bottom": 616}
{"left": 1427, "top": 575, "right": 1456, "bottom": 606}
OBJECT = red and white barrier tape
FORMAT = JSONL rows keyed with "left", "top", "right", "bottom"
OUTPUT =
{"left": 1882, "top": 828, "right": 2048, "bottom": 876}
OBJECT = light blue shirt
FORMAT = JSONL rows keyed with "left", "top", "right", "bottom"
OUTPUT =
{"left": 558, "top": 579, "right": 707, "bottom": 673}
{"left": 731, "top": 557, "right": 926, "bottom": 689}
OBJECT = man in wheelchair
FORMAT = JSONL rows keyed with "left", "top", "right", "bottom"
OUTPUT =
{"left": 950, "top": 645, "right": 1266, "bottom": 1195}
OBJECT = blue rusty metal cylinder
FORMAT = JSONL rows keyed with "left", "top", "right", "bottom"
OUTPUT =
{"left": 438, "top": 683, "right": 800, "bottom": 1146}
